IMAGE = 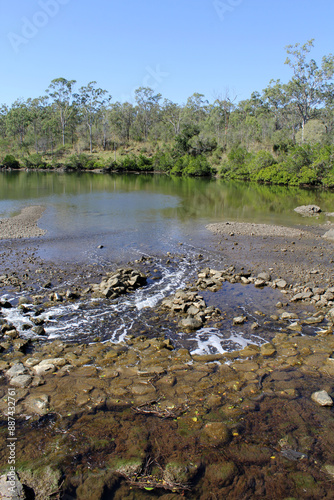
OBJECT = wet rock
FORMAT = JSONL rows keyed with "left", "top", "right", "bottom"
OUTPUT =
{"left": 311, "top": 390, "right": 333, "bottom": 406}
{"left": 0, "top": 473, "right": 25, "bottom": 500}
{"left": 205, "top": 461, "right": 238, "bottom": 487}
{"left": 6, "top": 363, "right": 28, "bottom": 379}
{"left": 233, "top": 315, "right": 247, "bottom": 325}
{"left": 202, "top": 422, "right": 231, "bottom": 444}
{"left": 26, "top": 394, "right": 49, "bottom": 414}
{"left": 260, "top": 343, "right": 276, "bottom": 357}
{"left": 179, "top": 316, "right": 203, "bottom": 330}
{"left": 254, "top": 279, "right": 266, "bottom": 287}
{"left": 281, "top": 312, "right": 299, "bottom": 320}
{"left": 18, "top": 466, "right": 62, "bottom": 500}
{"left": 10, "top": 375, "right": 32, "bottom": 388}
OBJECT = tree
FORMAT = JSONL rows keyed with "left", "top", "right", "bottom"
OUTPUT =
{"left": 134, "top": 87, "right": 162, "bottom": 140}
{"left": 285, "top": 39, "right": 334, "bottom": 141}
{"left": 6, "top": 99, "right": 30, "bottom": 146}
{"left": 46, "top": 78, "right": 76, "bottom": 146}
{"left": 161, "top": 99, "right": 183, "bottom": 135}
{"left": 74, "top": 81, "right": 111, "bottom": 153}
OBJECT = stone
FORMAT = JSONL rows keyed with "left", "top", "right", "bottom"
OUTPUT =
{"left": 281, "top": 312, "right": 299, "bottom": 320}
{"left": 260, "top": 343, "right": 276, "bottom": 357}
{"left": 254, "top": 279, "right": 266, "bottom": 287}
{"left": 202, "top": 422, "right": 230, "bottom": 444}
{"left": 291, "top": 291, "right": 313, "bottom": 301}
{"left": 33, "top": 363, "right": 56, "bottom": 376}
{"left": 276, "top": 279, "right": 287, "bottom": 289}
{"left": 26, "top": 394, "right": 49, "bottom": 414}
{"left": 6, "top": 363, "right": 27, "bottom": 379}
{"left": 0, "top": 473, "right": 25, "bottom": 500}
{"left": 233, "top": 316, "right": 247, "bottom": 325}
{"left": 258, "top": 272, "right": 271, "bottom": 281}
{"left": 10, "top": 374, "right": 32, "bottom": 388}
{"left": 323, "top": 229, "right": 334, "bottom": 241}
{"left": 311, "top": 390, "right": 333, "bottom": 406}
{"left": 294, "top": 205, "right": 321, "bottom": 216}
{"left": 179, "top": 317, "right": 203, "bottom": 330}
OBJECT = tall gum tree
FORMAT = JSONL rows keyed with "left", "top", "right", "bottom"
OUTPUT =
{"left": 285, "top": 39, "right": 334, "bottom": 142}
{"left": 74, "top": 82, "right": 111, "bottom": 153}
{"left": 46, "top": 78, "right": 76, "bottom": 146}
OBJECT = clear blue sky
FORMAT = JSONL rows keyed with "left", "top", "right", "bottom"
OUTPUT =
{"left": 1, "top": 0, "right": 334, "bottom": 106}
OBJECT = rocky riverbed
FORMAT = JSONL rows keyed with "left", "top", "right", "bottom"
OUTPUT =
{"left": 0, "top": 212, "right": 334, "bottom": 498}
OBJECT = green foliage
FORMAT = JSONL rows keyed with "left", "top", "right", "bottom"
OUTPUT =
{"left": 22, "top": 153, "right": 48, "bottom": 169}
{"left": 170, "top": 154, "right": 212, "bottom": 176}
{"left": 2, "top": 154, "right": 20, "bottom": 169}
{"left": 66, "top": 153, "right": 95, "bottom": 169}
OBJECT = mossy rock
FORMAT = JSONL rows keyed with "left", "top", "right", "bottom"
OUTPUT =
{"left": 205, "top": 461, "right": 238, "bottom": 487}
{"left": 163, "top": 461, "right": 199, "bottom": 485}
{"left": 75, "top": 471, "right": 118, "bottom": 500}
{"left": 109, "top": 458, "right": 143, "bottom": 476}
{"left": 201, "top": 421, "right": 231, "bottom": 445}
{"left": 18, "top": 466, "right": 62, "bottom": 500}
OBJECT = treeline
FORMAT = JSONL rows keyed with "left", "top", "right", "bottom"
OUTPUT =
{"left": 2, "top": 40, "right": 334, "bottom": 185}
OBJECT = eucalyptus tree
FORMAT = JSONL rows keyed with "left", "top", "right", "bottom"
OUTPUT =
{"left": 46, "top": 77, "right": 76, "bottom": 146}
{"left": 6, "top": 99, "right": 31, "bottom": 146}
{"left": 134, "top": 87, "right": 162, "bottom": 140}
{"left": 285, "top": 39, "right": 334, "bottom": 141}
{"left": 74, "top": 81, "right": 111, "bottom": 152}
{"left": 0, "top": 105, "right": 8, "bottom": 139}
{"left": 161, "top": 99, "right": 183, "bottom": 136}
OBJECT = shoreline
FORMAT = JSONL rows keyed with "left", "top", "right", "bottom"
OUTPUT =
{"left": 0, "top": 205, "right": 46, "bottom": 240}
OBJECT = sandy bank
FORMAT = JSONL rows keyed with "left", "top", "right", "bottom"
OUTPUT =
{"left": 0, "top": 205, "right": 46, "bottom": 240}
{"left": 207, "top": 221, "right": 310, "bottom": 238}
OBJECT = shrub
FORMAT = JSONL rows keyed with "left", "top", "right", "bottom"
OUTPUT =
{"left": 22, "top": 153, "right": 47, "bottom": 169}
{"left": 2, "top": 154, "right": 20, "bottom": 169}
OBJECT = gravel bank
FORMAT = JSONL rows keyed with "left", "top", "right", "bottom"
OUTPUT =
{"left": 207, "top": 221, "right": 309, "bottom": 237}
{"left": 0, "top": 205, "right": 46, "bottom": 239}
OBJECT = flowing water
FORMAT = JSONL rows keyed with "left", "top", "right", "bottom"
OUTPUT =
{"left": 0, "top": 171, "right": 333, "bottom": 352}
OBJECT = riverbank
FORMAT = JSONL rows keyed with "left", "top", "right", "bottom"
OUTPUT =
{"left": 0, "top": 216, "right": 334, "bottom": 498}
{"left": 0, "top": 206, "right": 46, "bottom": 240}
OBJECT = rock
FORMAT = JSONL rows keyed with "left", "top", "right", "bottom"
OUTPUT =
{"left": 202, "top": 422, "right": 230, "bottom": 444}
{"left": 179, "top": 317, "right": 203, "bottom": 330}
{"left": 291, "top": 291, "right": 313, "bottom": 301}
{"left": 254, "top": 279, "right": 266, "bottom": 287}
{"left": 276, "top": 279, "right": 287, "bottom": 289}
{"left": 33, "top": 363, "right": 56, "bottom": 376}
{"left": 6, "top": 363, "right": 27, "bottom": 379}
{"left": 32, "top": 326, "right": 46, "bottom": 336}
{"left": 233, "top": 316, "right": 247, "bottom": 325}
{"left": 326, "top": 308, "right": 334, "bottom": 321}
{"left": 10, "top": 374, "right": 32, "bottom": 388}
{"left": 323, "top": 464, "right": 334, "bottom": 478}
{"left": 260, "top": 343, "right": 276, "bottom": 357}
{"left": 323, "top": 229, "right": 334, "bottom": 241}
{"left": 26, "top": 394, "right": 49, "bottom": 414}
{"left": 281, "top": 312, "right": 299, "bottom": 320}
{"left": 205, "top": 462, "right": 238, "bottom": 487}
{"left": 0, "top": 473, "right": 25, "bottom": 500}
{"left": 311, "top": 390, "right": 333, "bottom": 406}
{"left": 294, "top": 205, "right": 321, "bottom": 216}
{"left": 258, "top": 272, "right": 271, "bottom": 281}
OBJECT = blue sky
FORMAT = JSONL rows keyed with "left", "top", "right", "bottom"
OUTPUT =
{"left": 1, "top": 0, "right": 334, "bottom": 106}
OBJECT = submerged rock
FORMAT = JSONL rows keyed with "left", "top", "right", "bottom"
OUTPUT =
{"left": 311, "top": 390, "right": 333, "bottom": 407}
